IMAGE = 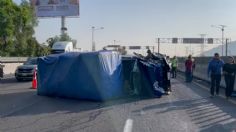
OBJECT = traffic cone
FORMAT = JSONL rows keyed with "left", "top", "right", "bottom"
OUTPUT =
{"left": 32, "top": 68, "right": 37, "bottom": 89}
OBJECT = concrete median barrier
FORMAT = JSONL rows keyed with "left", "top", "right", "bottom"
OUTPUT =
{"left": 0, "top": 57, "right": 27, "bottom": 79}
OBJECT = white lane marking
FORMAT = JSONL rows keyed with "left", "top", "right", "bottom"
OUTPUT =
{"left": 123, "top": 118, "right": 133, "bottom": 132}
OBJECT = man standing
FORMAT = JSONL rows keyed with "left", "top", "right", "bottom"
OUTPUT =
{"left": 208, "top": 53, "right": 224, "bottom": 97}
{"left": 223, "top": 56, "right": 236, "bottom": 99}
{"left": 171, "top": 56, "right": 178, "bottom": 78}
{"left": 185, "top": 55, "right": 194, "bottom": 82}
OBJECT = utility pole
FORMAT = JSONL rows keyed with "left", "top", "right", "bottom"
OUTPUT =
{"left": 199, "top": 34, "right": 207, "bottom": 56}
{"left": 91, "top": 26, "right": 104, "bottom": 51}
{"left": 157, "top": 38, "right": 160, "bottom": 54}
{"left": 226, "top": 39, "right": 228, "bottom": 56}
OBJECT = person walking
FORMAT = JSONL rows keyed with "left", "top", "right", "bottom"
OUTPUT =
{"left": 185, "top": 55, "right": 194, "bottom": 82}
{"left": 163, "top": 56, "right": 172, "bottom": 94}
{"left": 223, "top": 56, "right": 236, "bottom": 99}
{"left": 207, "top": 53, "right": 224, "bottom": 97}
{"left": 171, "top": 56, "right": 178, "bottom": 78}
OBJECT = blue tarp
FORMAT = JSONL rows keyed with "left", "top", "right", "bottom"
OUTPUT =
{"left": 137, "top": 60, "right": 164, "bottom": 97}
{"left": 37, "top": 51, "right": 124, "bottom": 101}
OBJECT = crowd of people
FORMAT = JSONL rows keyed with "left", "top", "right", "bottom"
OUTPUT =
{"left": 208, "top": 53, "right": 236, "bottom": 99}
{"left": 146, "top": 49, "right": 236, "bottom": 99}
{"left": 182, "top": 52, "right": 236, "bottom": 99}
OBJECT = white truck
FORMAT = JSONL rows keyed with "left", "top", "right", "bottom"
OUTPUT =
{"left": 51, "top": 41, "right": 75, "bottom": 54}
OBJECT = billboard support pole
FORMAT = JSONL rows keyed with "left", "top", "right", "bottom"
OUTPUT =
{"left": 61, "top": 16, "right": 66, "bottom": 35}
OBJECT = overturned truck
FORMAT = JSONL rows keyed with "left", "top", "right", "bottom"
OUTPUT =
{"left": 37, "top": 51, "right": 169, "bottom": 101}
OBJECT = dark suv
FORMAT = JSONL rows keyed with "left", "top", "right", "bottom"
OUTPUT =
{"left": 15, "top": 58, "right": 38, "bottom": 81}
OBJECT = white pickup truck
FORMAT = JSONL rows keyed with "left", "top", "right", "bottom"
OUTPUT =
{"left": 51, "top": 41, "right": 74, "bottom": 54}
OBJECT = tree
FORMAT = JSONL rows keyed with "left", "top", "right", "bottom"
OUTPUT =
{"left": 0, "top": 0, "right": 17, "bottom": 55}
{"left": 0, "top": 0, "right": 40, "bottom": 57}
{"left": 60, "top": 33, "right": 71, "bottom": 41}
{"left": 35, "top": 44, "right": 50, "bottom": 57}
{"left": 46, "top": 36, "right": 60, "bottom": 48}
{"left": 46, "top": 33, "right": 77, "bottom": 48}
{"left": 13, "top": 0, "right": 38, "bottom": 56}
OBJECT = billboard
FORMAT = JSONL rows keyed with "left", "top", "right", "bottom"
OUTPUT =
{"left": 31, "top": 0, "right": 80, "bottom": 17}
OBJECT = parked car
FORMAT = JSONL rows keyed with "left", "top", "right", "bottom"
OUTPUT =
{"left": 15, "top": 58, "right": 38, "bottom": 81}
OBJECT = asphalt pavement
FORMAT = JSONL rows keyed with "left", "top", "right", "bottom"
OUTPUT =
{"left": 1, "top": 77, "right": 236, "bottom": 132}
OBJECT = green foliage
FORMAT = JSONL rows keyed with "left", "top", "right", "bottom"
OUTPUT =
{"left": 46, "top": 36, "right": 60, "bottom": 48}
{"left": 46, "top": 33, "right": 77, "bottom": 48}
{"left": 60, "top": 33, "right": 72, "bottom": 41}
{"left": 0, "top": 0, "right": 48, "bottom": 57}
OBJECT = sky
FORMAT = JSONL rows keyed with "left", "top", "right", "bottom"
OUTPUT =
{"left": 14, "top": 0, "right": 236, "bottom": 51}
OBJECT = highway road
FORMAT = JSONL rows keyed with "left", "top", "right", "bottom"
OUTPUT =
{"left": 1, "top": 78, "right": 236, "bottom": 132}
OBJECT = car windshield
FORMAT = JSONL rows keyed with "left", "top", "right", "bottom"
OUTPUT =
{"left": 24, "top": 58, "right": 37, "bottom": 65}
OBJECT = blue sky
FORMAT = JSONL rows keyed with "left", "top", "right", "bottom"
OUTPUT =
{"left": 14, "top": 0, "right": 236, "bottom": 50}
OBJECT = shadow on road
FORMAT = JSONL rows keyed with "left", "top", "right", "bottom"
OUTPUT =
{"left": 0, "top": 89, "right": 153, "bottom": 119}
{"left": 131, "top": 77, "right": 236, "bottom": 132}
{"left": 0, "top": 78, "right": 32, "bottom": 84}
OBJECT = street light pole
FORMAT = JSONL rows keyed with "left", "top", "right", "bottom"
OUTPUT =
{"left": 91, "top": 26, "right": 104, "bottom": 51}
{"left": 211, "top": 25, "right": 226, "bottom": 56}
